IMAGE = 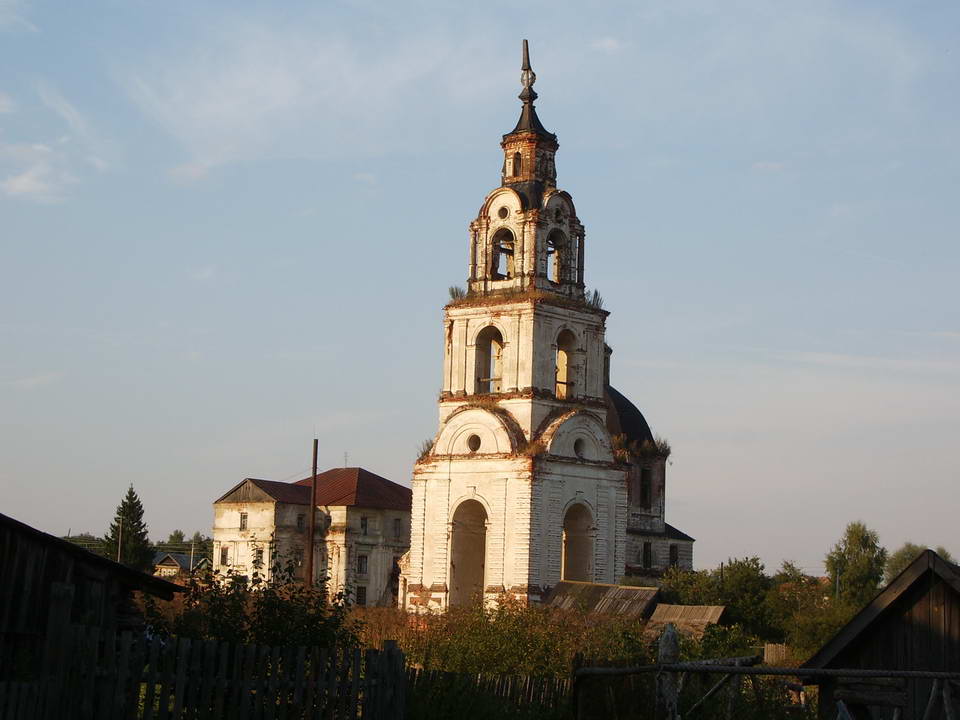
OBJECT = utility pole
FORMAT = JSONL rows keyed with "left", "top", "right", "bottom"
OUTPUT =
{"left": 116, "top": 516, "right": 124, "bottom": 563}
{"left": 305, "top": 438, "right": 319, "bottom": 588}
{"left": 189, "top": 541, "right": 195, "bottom": 573}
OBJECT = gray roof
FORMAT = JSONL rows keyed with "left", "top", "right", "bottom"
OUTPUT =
{"left": 542, "top": 581, "right": 659, "bottom": 619}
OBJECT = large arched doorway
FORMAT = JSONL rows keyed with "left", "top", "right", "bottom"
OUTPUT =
{"left": 562, "top": 504, "right": 592, "bottom": 581}
{"left": 449, "top": 499, "right": 488, "bottom": 606}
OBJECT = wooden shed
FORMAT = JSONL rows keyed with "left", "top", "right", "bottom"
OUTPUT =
{"left": 0, "top": 511, "right": 181, "bottom": 663}
{"left": 803, "top": 550, "right": 960, "bottom": 719}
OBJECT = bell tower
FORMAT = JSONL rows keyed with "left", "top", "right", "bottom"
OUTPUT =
{"left": 401, "top": 41, "right": 628, "bottom": 611}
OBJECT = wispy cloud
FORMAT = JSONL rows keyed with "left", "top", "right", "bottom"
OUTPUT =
{"left": 591, "top": 37, "right": 622, "bottom": 54}
{"left": 0, "top": 0, "right": 36, "bottom": 31}
{"left": 37, "top": 82, "right": 113, "bottom": 171}
{"left": 0, "top": 142, "right": 75, "bottom": 202}
{"left": 6, "top": 372, "right": 63, "bottom": 390}
{"left": 352, "top": 172, "right": 376, "bottom": 185}
{"left": 119, "top": 20, "right": 500, "bottom": 175}
{"left": 190, "top": 266, "right": 217, "bottom": 282}
{"left": 784, "top": 350, "right": 959, "bottom": 375}
{"left": 0, "top": 91, "right": 14, "bottom": 113}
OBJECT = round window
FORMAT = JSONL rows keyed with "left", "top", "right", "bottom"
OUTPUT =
{"left": 467, "top": 434, "right": 482, "bottom": 453}
{"left": 498, "top": 206, "right": 509, "bottom": 219}
{"left": 573, "top": 438, "right": 586, "bottom": 459}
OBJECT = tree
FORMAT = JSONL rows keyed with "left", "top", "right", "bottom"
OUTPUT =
{"left": 885, "top": 542, "right": 953, "bottom": 582}
{"left": 825, "top": 521, "right": 888, "bottom": 610}
{"left": 103, "top": 485, "right": 154, "bottom": 571}
{"left": 166, "top": 529, "right": 186, "bottom": 545}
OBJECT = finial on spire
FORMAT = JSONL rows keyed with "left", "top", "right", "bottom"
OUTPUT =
{"left": 520, "top": 39, "right": 536, "bottom": 95}
{"left": 505, "top": 39, "right": 555, "bottom": 141}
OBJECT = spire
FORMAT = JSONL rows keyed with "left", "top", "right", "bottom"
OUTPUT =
{"left": 507, "top": 39, "right": 555, "bottom": 140}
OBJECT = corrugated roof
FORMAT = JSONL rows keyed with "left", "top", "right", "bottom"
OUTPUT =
{"left": 542, "top": 581, "right": 659, "bottom": 619}
{"left": 642, "top": 603, "right": 725, "bottom": 642}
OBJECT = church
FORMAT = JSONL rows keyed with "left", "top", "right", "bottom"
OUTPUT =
{"left": 400, "top": 42, "right": 693, "bottom": 611}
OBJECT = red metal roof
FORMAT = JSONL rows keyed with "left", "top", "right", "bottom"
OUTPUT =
{"left": 293, "top": 468, "right": 412, "bottom": 511}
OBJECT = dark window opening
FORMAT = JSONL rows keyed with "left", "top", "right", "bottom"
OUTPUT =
{"left": 293, "top": 547, "right": 304, "bottom": 567}
{"left": 669, "top": 544, "right": 679, "bottom": 567}
{"left": 253, "top": 547, "right": 264, "bottom": 567}
{"left": 220, "top": 546, "right": 229, "bottom": 566}
{"left": 546, "top": 230, "right": 566, "bottom": 283}
{"left": 239, "top": 512, "right": 248, "bottom": 531}
{"left": 356, "top": 586, "right": 367, "bottom": 606}
{"left": 360, "top": 516, "right": 368, "bottom": 535}
{"left": 640, "top": 468, "right": 652, "bottom": 510}
{"left": 642, "top": 542, "right": 652, "bottom": 569}
{"left": 357, "top": 554, "right": 368, "bottom": 575}
{"left": 512, "top": 152, "right": 522, "bottom": 176}
{"left": 297, "top": 513, "right": 305, "bottom": 531}
{"left": 393, "top": 517, "right": 402, "bottom": 538}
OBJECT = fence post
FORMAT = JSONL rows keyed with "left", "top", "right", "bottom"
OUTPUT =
{"left": 655, "top": 624, "right": 679, "bottom": 720}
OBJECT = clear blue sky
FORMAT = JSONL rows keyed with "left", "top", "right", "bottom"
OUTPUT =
{"left": 2, "top": 0, "right": 958, "bottom": 575}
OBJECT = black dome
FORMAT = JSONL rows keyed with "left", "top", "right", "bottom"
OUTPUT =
{"left": 605, "top": 385, "right": 654, "bottom": 446}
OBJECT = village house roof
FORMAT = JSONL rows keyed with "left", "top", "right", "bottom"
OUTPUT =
{"left": 802, "top": 549, "right": 960, "bottom": 670}
{"left": 153, "top": 551, "right": 208, "bottom": 572}
{"left": 542, "top": 580, "right": 660, "bottom": 619}
{"left": 214, "top": 468, "right": 412, "bottom": 512}
{"left": 642, "top": 604, "right": 725, "bottom": 642}
{"left": 627, "top": 523, "right": 697, "bottom": 542}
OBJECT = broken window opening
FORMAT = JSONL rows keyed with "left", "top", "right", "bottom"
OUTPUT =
{"left": 220, "top": 546, "right": 229, "bottom": 567}
{"left": 512, "top": 151, "right": 522, "bottom": 176}
{"left": 669, "top": 544, "right": 679, "bottom": 567}
{"left": 555, "top": 329, "right": 576, "bottom": 399}
{"left": 490, "top": 228, "right": 515, "bottom": 280}
{"left": 475, "top": 325, "right": 504, "bottom": 394}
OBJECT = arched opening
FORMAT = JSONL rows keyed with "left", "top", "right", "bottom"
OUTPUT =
{"left": 512, "top": 152, "right": 522, "bottom": 176}
{"left": 562, "top": 504, "right": 592, "bottom": 581}
{"left": 475, "top": 326, "right": 504, "bottom": 394}
{"left": 546, "top": 230, "right": 566, "bottom": 283}
{"left": 555, "top": 329, "right": 576, "bottom": 399}
{"left": 449, "top": 499, "right": 488, "bottom": 606}
{"left": 491, "top": 228, "right": 515, "bottom": 279}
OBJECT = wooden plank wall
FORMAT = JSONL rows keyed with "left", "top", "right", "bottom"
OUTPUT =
{"left": 833, "top": 570, "right": 960, "bottom": 720}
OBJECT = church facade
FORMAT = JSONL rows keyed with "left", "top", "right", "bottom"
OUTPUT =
{"left": 400, "top": 42, "right": 693, "bottom": 611}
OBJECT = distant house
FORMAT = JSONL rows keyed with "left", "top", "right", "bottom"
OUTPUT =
{"left": 212, "top": 467, "right": 412, "bottom": 607}
{"left": 641, "top": 604, "right": 724, "bottom": 643}
{"left": 803, "top": 550, "right": 960, "bottom": 719}
{"left": 0, "top": 511, "right": 181, "bottom": 639}
{"left": 152, "top": 551, "right": 210, "bottom": 578}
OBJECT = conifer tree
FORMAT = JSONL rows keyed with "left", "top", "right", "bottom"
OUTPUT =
{"left": 103, "top": 485, "right": 154, "bottom": 571}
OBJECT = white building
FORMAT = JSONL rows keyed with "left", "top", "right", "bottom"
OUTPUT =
{"left": 213, "top": 467, "right": 411, "bottom": 607}
{"left": 400, "top": 42, "right": 693, "bottom": 611}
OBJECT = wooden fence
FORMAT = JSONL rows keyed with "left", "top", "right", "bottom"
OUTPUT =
{"left": 406, "top": 666, "right": 570, "bottom": 719}
{"left": 0, "top": 584, "right": 405, "bottom": 720}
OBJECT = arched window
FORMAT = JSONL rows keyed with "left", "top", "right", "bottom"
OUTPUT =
{"left": 546, "top": 230, "right": 566, "bottom": 283}
{"left": 555, "top": 329, "right": 576, "bottom": 399}
{"left": 512, "top": 152, "right": 522, "bottom": 176}
{"left": 490, "top": 228, "right": 515, "bottom": 280}
{"left": 562, "top": 504, "right": 592, "bottom": 581}
{"left": 475, "top": 326, "right": 504, "bottom": 394}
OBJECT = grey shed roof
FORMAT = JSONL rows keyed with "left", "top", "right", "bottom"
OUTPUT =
{"left": 542, "top": 581, "right": 660, "bottom": 619}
